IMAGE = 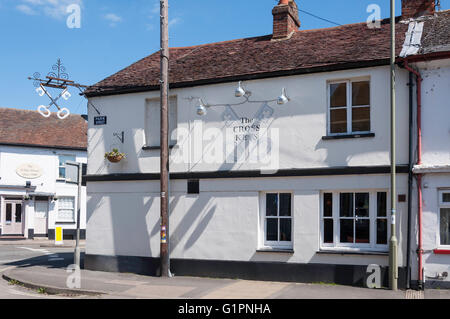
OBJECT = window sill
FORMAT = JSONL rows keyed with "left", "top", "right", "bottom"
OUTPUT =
{"left": 317, "top": 249, "right": 388, "bottom": 256}
{"left": 434, "top": 249, "right": 450, "bottom": 255}
{"left": 55, "top": 221, "right": 76, "bottom": 225}
{"left": 256, "top": 248, "right": 294, "bottom": 254}
{"left": 322, "top": 133, "right": 375, "bottom": 140}
{"left": 142, "top": 145, "right": 177, "bottom": 151}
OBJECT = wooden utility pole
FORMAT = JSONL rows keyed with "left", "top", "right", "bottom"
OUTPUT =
{"left": 160, "top": 0, "right": 170, "bottom": 277}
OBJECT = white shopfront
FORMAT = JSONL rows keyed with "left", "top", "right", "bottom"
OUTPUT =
{"left": 0, "top": 144, "right": 87, "bottom": 239}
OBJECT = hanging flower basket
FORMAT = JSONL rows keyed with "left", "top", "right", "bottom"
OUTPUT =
{"left": 105, "top": 148, "right": 126, "bottom": 163}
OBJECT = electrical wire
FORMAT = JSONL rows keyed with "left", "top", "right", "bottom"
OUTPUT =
{"left": 298, "top": 9, "right": 342, "bottom": 27}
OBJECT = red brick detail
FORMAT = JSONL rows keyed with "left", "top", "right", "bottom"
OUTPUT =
{"left": 402, "top": 0, "right": 435, "bottom": 19}
{"left": 272, "top": 0, "right": 300, "bottom": 40}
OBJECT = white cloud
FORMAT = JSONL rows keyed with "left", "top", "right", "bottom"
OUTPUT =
{"left": 16, "top": 4, "right": 37, "bottom": 15}
{"left": 17, "top": 0, "right": 83, "bottom": 20}
{"left": 169, "top": 17, "right": 182, "bottom": 27}
{"left": 103, "top": 13, "right": 122, "bottom": 27}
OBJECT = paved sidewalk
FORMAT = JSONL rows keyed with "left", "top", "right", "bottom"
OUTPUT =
{"left": 0, "top": 239, "right": 85, "bottom": 248}
{"left": 0, "top": 264, "right": 430, "bottom": 299}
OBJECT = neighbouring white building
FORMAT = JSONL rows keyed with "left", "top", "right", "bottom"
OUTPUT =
{"left": 0, "top": 108, "right": 87, "bottom": 240}
{"left": 84, "top": 0, "right": 449, "bottom": 288}
{"left": 400, "top": 9, "right": 450, "bottom": 289}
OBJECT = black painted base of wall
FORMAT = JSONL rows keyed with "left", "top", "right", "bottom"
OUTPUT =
{"left": 28, "top": 229, "right": 34, "bottom": 239}
{"left": 422, "top": 280, "right": 450, "bottom": 290}
{"left": 48, "top": 229, "right": 86, "bottom": 240}
{"left": 84, "top": 254, "right": 407, "bottom": 289}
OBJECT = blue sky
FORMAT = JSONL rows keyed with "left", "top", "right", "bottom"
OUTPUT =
{"left": 0, "top": 0, "right": 448, "bottom": 114}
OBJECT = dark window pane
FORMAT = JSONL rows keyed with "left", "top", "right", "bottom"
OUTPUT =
{"left": 377, "top": 219, "right": 388, "bottom": 245}
{"left": 6, "top": 204, "right": 12, "bottom": 222}
{"left": 324, "top": 193, "right": 332, "bottom": 217}
{"left": 330, "top": 83, "right": 347, "bottom": 107}
{"left": 355, "top": 219, "right": 370, "bottom": 244}
{"left": 352, "top": 81, "right": 370, "bottom": 106}
{"left": 15, "top": 204, "right": 22, "bottom": 223}
{"left": 324, "top": 219, "right": 334, "bottom": 243}
{"left": 280, "top": 219, "right": 292, "bottom": 242}
{"left": 355, "top": 193, "right": 369, "bottom": 217}
{"left": 443, "top": 193, "right": 450, "bottom": 203}
{"left": 280, "top": 193, "right": 291, "bottom": 217}
{"left": 340, "top": 193, "right": 353, "bottom": 217}
{"left": 266, "top": 218, "right": 278, "bottom": 241}
{"left": 352, "top": 107, "right": 370, "bottom": 132}
{"left": 377, "top": 192, "right": 387, "bottom": 217}
{"left": 340, "top": 219, "right": 354, "bottom": 243}
{"left": 266, "top": 194, "right": 278, "bottom": 217}
{"left": 330, "top": 109, "right": 347, "bottom": 134}
{"left": 440, "top": 208, "right": 450, "bottom": 246}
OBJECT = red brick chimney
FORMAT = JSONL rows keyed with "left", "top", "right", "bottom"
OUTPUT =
{"left": 402, "top": 0, "right": 436, "bottom": 19}
{"left": 272, "top": 0, "right": 300, "bottom": 40}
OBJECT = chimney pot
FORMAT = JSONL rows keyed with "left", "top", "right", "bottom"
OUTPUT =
{"left": 402, "top": 0, "right": 436, "bottom": 19}
{"left": 272, "top": 0, "right": 300, "bottom": 40}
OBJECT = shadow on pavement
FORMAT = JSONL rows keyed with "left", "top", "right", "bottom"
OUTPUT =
{"left": 4, "top": 252, "right": 85, "bottom": 270}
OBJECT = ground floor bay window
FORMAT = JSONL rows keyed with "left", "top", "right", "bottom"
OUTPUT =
{"left": 321, "top": 191, "right": 389, "bottom": 252}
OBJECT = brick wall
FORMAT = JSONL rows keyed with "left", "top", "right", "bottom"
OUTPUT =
{"left": 402, "top": 0, "right": 435, "bottom": 19}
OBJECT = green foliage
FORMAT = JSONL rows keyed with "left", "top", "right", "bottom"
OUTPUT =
{"left": 104, "top": 148, "right": 126, "bottom": 159}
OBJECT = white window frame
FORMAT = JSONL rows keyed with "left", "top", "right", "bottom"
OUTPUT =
{"left": 327, "top": 78, "right": 371, "bottom": 136}
{"left": 57, "top": 154, "right": 76, "bottom": 181}
{"left": 438, "top": 189, "right": 450, "bottom": 249}
{"left": 57, "top": 196, "right": 76, "bottom": 223}
{"left": 259, "top": 192, "right": 294, "bottom": 250}
{"left": 320, "top": 190, "right": 390, "bottom": 252}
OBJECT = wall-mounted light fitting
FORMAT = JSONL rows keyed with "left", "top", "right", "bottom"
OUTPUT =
{"left": 189, "top": 81, "right": 290, "bottom": 117}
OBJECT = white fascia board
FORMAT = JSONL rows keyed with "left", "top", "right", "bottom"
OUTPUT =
{"left": 413, "top": 164, "right": 450, "bottom": 174}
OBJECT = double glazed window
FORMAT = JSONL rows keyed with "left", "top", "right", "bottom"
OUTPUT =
{"left": 58, "top": 155, "right": 76, "bottom": 180}
{"left": 322, "top": 191, "right": 388, "bottom": 250}
{"left": 57, "top": 197, "right": 75, "bottom": 222}
{"left": 439, "top": 190, "right": 450, "bottom": 247}
{"left": 328, "top": 80, "right": 371, "bottom": 135}
{"left": 261, "top": 193, "right": 293, "bottom": 249}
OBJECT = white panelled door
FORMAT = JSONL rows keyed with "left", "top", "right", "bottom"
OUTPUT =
{"left": 34, "top": 201, "right": 49, "bottom": 235}
{"left": 3, "top": 201, "right": 24, "bottom": 235}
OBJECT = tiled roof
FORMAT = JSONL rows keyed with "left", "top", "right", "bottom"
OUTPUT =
{"left": 419, "top": 10, "right": 450, "bottom": 54}
{"left": 0, "top": 108, "right": 87, "bottom": 150}
{"left": 86, "top": 11, "right": 449, "bottom": 97}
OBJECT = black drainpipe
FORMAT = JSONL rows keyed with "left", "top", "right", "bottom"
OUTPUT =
{"left": 406, "top": 70, "right": 414, "bottom": 289}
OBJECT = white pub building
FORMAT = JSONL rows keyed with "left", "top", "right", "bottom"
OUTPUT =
{"left": 0, "top": 108, "right": 87, "bottom": 240}
{"left": 84, "top": 1, "right": 449, "bottom": 289}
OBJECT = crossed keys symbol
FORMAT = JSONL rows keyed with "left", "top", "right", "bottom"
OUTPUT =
{"left": 222, "top": 103, "right": 274, "bottom": 127}
{"left": 36, "top": 84, "right": 71, "bottom": 119}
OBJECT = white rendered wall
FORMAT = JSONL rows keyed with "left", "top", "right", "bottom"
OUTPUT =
{"left": 87, "top": 66, "right": 411, "bottom": 176}
{"left": 409, "top": 59, "right": 450, "bottom": 284}
{"left": 418, "top": 59, "right": 450, "bottom": 167}
{"left": 86, "top": 174, "right": 409, "bottom": 267}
